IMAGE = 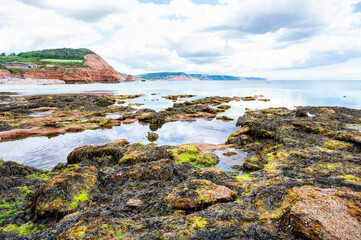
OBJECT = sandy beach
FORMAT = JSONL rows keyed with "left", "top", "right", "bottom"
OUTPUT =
{"left": 0, "top": 77, "right": 65, "bottom": 85}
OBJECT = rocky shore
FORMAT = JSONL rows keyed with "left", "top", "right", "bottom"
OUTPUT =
{"left": 0, "top": 93, "right": 250, "bottom": 141}
{"left": 0, "top": 92, "right": 360, "bottom": 239}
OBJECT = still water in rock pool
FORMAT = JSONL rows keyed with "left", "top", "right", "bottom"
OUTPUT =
{"left": 0, "top": 80, "right": 360, "bottom": 170}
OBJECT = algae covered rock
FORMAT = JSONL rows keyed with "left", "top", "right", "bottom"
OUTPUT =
{"left": 147, "top": 131, "right": 159, "bottom": 142}
{"left": 119, "top": 144, "right": 173, "bottom": 165}
{"left": 242, "top": 157, "right": 263, "bottom": 171}
{"left": 67, "top": 141, "right": 127, "bottom": 167}
{"left": 0, "top": 159, "right": 41, "bottom": 192}
{"left": 2, "top": 105, "right": 361, "bottom": 239}
{"left": 170, "top": 145, "right": 219, "bottom": 167}
{"left": 67, "top": 140, "right": 172, "bottom": 167}
{"left": 216, "top": 115, "right": 234, "bottom": 121}
{"left": 123, "top": 158, "right": 175, "bottom": 181}
{"left": 165, "top": 179, "right": 237, "bottom": 210}
{"left": 33, "top": 165, "right": 97, "bottom": 220}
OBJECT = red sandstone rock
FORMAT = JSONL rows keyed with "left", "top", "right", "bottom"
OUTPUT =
{"left": 23, "top": 53, "right": 120, "bottom": 84}
{"left": 0, "top": 69, "right": 11, "bottom": 78}
{"left": 83, "top": 54, "right": 113, "bottom": 70}
{"left": 165, "top": 179, "right": 237, "bottom": 209}
{"left": 125, "top": 75, "right": 135, "bottom": 81}
{"left": 284, "top": 186, "right": 361, "bottom": 240}
{"left": 65, "top": 125, "right": 85, "bottom": 132}
{"left": 126, "top": 199, "right": 143, "bottom": 207}
{"left": 0, "top": 124, "right": 99, "bottom": 141}
{"left": 122, "top": 119, "right": 137, "bottom": 124}
{"left": 107, "top": 139, "right": 130, "bottom": 145}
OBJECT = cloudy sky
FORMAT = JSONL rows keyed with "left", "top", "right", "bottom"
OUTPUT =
{"left": 0, "top": 0, "right": 361, "bottom": 80}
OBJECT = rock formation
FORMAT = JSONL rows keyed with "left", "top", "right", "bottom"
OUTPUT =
{"left": 23, "top": 53, "right": 120, "bottom": 84}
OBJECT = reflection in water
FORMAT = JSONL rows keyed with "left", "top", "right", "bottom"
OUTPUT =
{"left": 28, "top": 110, "right": 53, "bottom": 117}
{"left": 211, "top": 149, "right": 248, "bottom": 173}
{"left": 0, "top": 118, "right": 238, "bottom": 170}
{"left": 1, "top": 80, "right": 361, "bottom": 170}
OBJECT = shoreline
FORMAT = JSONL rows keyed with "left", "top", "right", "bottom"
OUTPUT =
{"left": 0, "top": 77, "right": 65, "bottom": 85}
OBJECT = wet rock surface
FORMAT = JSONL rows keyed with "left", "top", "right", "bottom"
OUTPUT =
{"left": 0, "top": 142, "right": 240, "bottom": 239}
{"left": 0, "top": 105, "right": 360, "bottom": 239}
{"left": 283, "top": 186, "right": 361, "bottom": 240}
{"left": 165, "top": 179, "right": 237, "bottom": 210}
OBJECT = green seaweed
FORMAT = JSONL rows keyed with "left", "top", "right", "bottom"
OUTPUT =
{"left": 170, "top": 145, "right": 219, "bottom": 167}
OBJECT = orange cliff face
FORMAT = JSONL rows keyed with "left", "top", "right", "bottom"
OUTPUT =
{"left": 23, "top": 53, "right": 121, "bottom": 84}
{"left": 0, "top": 69, "right": 12, "bottom": 78}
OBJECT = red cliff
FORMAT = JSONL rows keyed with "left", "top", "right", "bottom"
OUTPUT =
{"left": 0, "top": 69, "right": 11, "bottom": 78}
{"left": 23, "top": 53, "right": 120, "bottom": 84}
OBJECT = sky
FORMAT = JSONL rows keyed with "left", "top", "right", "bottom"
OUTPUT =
{"left": 0, "top": 0, "right": 361, "bottom": 80}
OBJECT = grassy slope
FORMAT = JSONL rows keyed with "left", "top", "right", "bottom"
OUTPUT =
{"left": 0, "top": 48, "right": 93, "bottom": 68}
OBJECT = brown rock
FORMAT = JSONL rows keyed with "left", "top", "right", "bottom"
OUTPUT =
{"left": 33, "top": 166, "right": 97, "bottom": 219}
{"left": 65, "top": 125, "right": 85, "bottom": 132}
{"left": 125, "top": 75, "right": 135, "bottom": 81}
{"left": 0, "top": 124, "right": 100, "bottom": 141}
{"left": 284, "top": 186, "right": 361, "bottom": 240}
{"left": 241, "top": 95, "right": 258, "bottom": 101}
{"left": 147, "top": 132, "right": 159, "bottom": 142}
{"left": 165, "top": 179, "right": 236, "bottom": 209}
{"left": 222, "top": 151, "right": 237, "bottom": 156}
{"left": 341, "top": 132, "right": 361, "bottom": 144}
{"left": 107, "top": 139, "right": 129, "bottom": 145}
{"left": 216, "top": 115, "right": 234, "bottom": 121}
{"left": 122, "top": 119, "right": 137, "bottom": 124}
{"left": 126, "top": 199, "right": 143, "bottom": 207}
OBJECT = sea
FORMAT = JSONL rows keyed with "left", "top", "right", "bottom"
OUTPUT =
{"left": 0, "top": 80, "right": 360, "bottom": 170}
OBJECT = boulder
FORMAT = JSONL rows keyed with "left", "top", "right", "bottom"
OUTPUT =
{"left": 33, "top": 166, "right": 97, "bottom": 220}
{"left": 0, "top": 159, "right": 41, "bottom": 192}
{"left": 283, "top": 186, "right": 361, "bottom": 240}
{"left": 165, "top": 179, "right": 236, "bottom": 210}
{"left": 147, "top": 132, "right": 159, "bottom": 142}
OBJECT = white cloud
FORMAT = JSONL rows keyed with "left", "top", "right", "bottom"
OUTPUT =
{"left": 0, "top": 1, "right": 102, "bottom": 52}
{"left": 0, "top": 0, "right": 361, "bottom": 79}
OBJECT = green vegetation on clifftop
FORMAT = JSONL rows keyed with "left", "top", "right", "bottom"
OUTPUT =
{"left": 0, "top": 48, "right": 94, "bottom": 68}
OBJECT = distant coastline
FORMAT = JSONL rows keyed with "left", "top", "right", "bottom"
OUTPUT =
{"left": 134, "top": 72, "right": 267, "bottom": 81}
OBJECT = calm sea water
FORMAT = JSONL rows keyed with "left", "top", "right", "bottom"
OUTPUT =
{"left": 0, "top": 80, "right": 360, "bottom": 170}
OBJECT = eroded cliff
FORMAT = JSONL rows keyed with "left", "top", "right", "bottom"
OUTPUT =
{"left": 23, "top": 53, "right": 120, "bottom": 84}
